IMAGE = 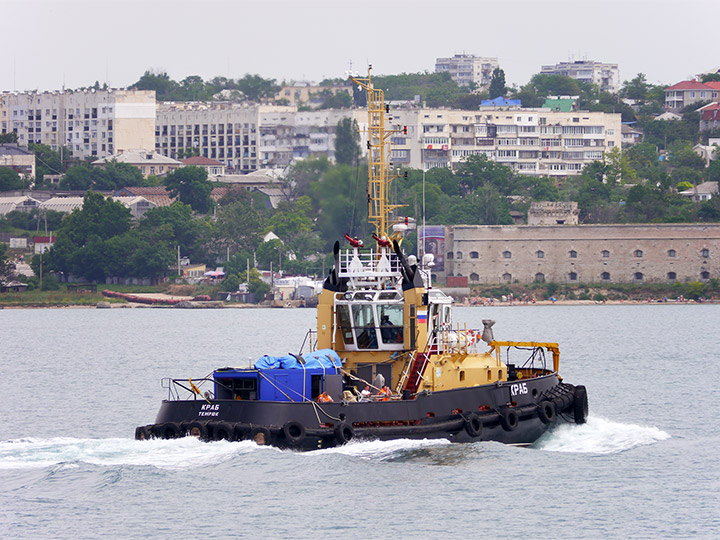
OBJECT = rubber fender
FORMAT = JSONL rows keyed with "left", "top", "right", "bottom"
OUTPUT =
{"left": 573, "top": 385, "right": 589, "bottom": 424}
{"left": 499, "top": 407, "right": 519, "bottom": 431}
{"left": 282, "top": 421, "right": 306, "bottom": 446}
{"left": 135, "top": 425, "right": 153, "bottom": 441}
{"left": 186, "top": 421, "right": 209, "bottom": 440}
{"left": 464, "top": 413, "right": 483, "bottom": 438}
{"left": 212, "top": 421, "right": 236, "bottom": 441}
{"left": 537, "top": 400, "right": 556, "bottom": 424}
{"left": 160, "top": 422, "right": 183, "bottom": 439}
{"left": 249, "top": 426, "right": 271, "bottom": 446}
{"left": 334, "top": 422, "right": 354, "bottom": 445}
{"left": 233, "top": 423, "right": 249, "bottom": 441}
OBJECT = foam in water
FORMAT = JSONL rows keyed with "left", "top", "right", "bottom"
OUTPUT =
{"left": 305, "top": 437, "right": 451, "bottom": 460}
{"left": 0, "top": 437, "right": 275, "bottom": 471}
{"left": 534, "top": 416, "right": 670, "bottom": 454}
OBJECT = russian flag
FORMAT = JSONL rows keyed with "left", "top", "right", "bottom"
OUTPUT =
{"left": 417, "top": 310, "right": 427, "bottom": 323}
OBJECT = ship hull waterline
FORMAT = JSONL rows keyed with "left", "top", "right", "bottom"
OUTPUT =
{"left": 137, "top": 374, "right": 587, "bottom": 451}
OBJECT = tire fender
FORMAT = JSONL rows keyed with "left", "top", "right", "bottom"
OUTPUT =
{"left": 464, "top": 413, "right": 483, "bottom": 438}
{"left": 499, "top": 407, "right": 519, "bottom": 431}
{"left": 573, "top": 385, "right": 589, "bottom": 424}
{"left": 537, "top": 400, "right": 556, "bottom": 424}
{"left": 282, "top": 421, "right": 306, "bottom": 446}
{"left": 334, "top": 422, "right": 354, "bottom": 445}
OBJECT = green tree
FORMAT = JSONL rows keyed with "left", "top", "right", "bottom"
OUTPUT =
{"left": 59, "top": 164, "right": 93, "bottom": 190}
{"left": 163, "top": 166, "right": 214, "bottom": 213}
{"left": 248, "top": 267, "right": 270, "bottom": 299}
{"left": 488, "top": 68, "right": 507, "bottom": 99}
{"left": 335, "top": 118, "right": 361, "bottom": 165}
{"left": 236, "top": 74, "right": 280, "bottom": 101}
{"left": 281, "top": 156, "right": 331, "bottom": 199}
{"left": 211, "top": 188, "right": 263, "bottom": 257}
{"left": 0, "top": 168, "right": 24, "bottom": 191}
{"left": 29, "top": 143, "right": 66, "bottom": 185}
{"left": 620, "top": 73, "right": 651, "bottom": 101}
{"left": 130, "top": 70, "right": 179, "bottom": 100}
{"left": 0, "top": 132, "right": 18, "bottom": 144}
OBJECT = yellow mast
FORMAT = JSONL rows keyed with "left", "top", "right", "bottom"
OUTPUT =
{"left": 349, "top": 67, "right": 405, "bottom": 240}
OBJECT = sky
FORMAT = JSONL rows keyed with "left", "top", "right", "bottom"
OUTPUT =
{"left": 3, "top": 0, "right": 719, "bottom": 93}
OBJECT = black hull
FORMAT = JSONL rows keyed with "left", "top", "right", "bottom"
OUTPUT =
{"left": 136, "top": 375, "right": 588, "bottom": 450}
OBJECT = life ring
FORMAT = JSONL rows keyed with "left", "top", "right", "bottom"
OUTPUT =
{"left": 282, "top": 421, "right": 306, "bottom": 446}
{"left": 185, "top": 421, "right": 209, "bottom": 440}
{"left": 572, "top": 385, "right": 589, "bottom": 424}
{"left": 537, "top": 400, "right": 556, "bottom": 424}
{"left": 160, "top": 422, "right": 183, "bottom": 439}
{"left": 334, "top": 422, "right": 354, "bottom": 445}
{"left": 135, "top": 425, "right": 152, "bottom": 441}
{"left": 464, "top": 413, "right": 483, "bottom": 438}
{"left": 212, "top": 421, "right": 236, "bottom": 441}
{"left": 499, "top": 407, "right": 519, "bottom": 431}
{"left": 249, "top": 426, "right": 272, "bottom": 446}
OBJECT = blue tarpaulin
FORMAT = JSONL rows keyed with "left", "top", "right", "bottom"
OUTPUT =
{"left": 254, "top": 349, "right": 342, "bottom": 370}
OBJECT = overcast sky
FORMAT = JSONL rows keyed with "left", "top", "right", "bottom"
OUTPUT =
{"left": 3, "top": 0, "right": 719, "bottom": 93}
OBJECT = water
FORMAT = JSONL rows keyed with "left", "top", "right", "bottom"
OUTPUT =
{"left": 1, "top": 305, "right": 718, "bottom": 539}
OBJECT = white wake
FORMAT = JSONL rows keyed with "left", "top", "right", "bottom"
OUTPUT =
{"left": 534, "top": 416, "right": 670, "bottom": 454}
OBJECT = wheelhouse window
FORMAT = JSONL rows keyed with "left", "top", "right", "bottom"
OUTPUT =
{"left": 336, "top": 305, "right": 355, "bottom": 346}
{"left": 352, "top": 304, "right": 378, "bottom": 349}
{"left": 378, "top": 303, "right": 404, "bottom": 345}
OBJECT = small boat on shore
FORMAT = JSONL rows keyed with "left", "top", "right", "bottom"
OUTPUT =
{"left": 135, "top": 68, "right": 588, "bottom": 449}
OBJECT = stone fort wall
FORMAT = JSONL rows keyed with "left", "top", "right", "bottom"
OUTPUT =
{"left": 442, "top": 224, "right": 720, "bottom": 284}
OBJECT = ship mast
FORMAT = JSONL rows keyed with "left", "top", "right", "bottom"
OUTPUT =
{"left": 349, "top": 67, "right": 405, "bottom": 240}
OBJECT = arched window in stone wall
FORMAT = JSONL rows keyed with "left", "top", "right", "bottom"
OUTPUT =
{"left": 667, "top": 271, "right": 677, "bottom": 281}
{"left": 667, "top": 249, "right": 676, "bottom": 257}
{"left": 447, "top": 252, "right": 454, "bottom": 260}
{"left": 701, "top": 248, "right": 710, "bottom": 258}
{"left": 534, "top": 272, "right": 545, "bottom": 283}
{"left": 456, "top": 251, "right": 463, "bottom": 259}
{"left": 701, "top": 270, "right": 710, "bottom": 280}
{"left": 569, "top": 271, "right": 578, "bottom": 281}
{"left": 634, "top": 272, "right": 644, "bottom": 281}
{"left": 601, "top": 271, "right": 611, "bottom": 281}
{"left": 470, "top": 251, "right": 479, "bottom": 259}
{"left": 470, "top": 272, "right": 479, "bottom": 282}
{"left": 569, "top": 250, "right": 577, "bottom": 258}
{"left": 634, "top": 250, "right": 643, "bottom": 258}
{"left": 502, "top": 272, "right": 512, "bottom": 283}
{"left": 536, "top": 250, "right": 544, "bottom": 259}
{"left": 601, "top": 250, "right": 610, "bottom": 258}
{"left": 503, "top": 250, "right": 512, "bottom": 259}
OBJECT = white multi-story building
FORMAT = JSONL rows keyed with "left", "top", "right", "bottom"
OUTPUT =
{"left": 435, "top": 54, "right": 499, "bottom": 88}
{"left": 0, "top": 89, "right": 156, "bottom": 160}
{"left": 155, "top": 102, "right": 296, "bottom": 173}
{"left": 540, "top": 60, "right": 620, "bottom": 94}
{"left": 366, "top": 106, "right": 621, "bottom": 177}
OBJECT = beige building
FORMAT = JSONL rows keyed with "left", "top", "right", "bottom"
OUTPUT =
{"left": 541, "top": 60, "right": 620, "bottom": 94}
{"left": 527, "top": 201, "right": 579, "bottom": 225}
{"left": 435, "top": 54, "right": 499, "bottom": 88}
{"left": 378, "top": 106, "right": 621, "bottom": 177}
{"left": 275, "top": 83, "right": 352, "bottom": 107}
{"left": 39, "top": 195, "right": 155, "bottom": 218}
{"left": 0, "top": 89, "right": 156, "bottom": 160}
{"left": 0, "top": 144, "right": 36, "bottom": 178}
{"left": 441, "top": 223, "right": 719, "bottom": 284}
{"left": 155, "top": 102, "right": 295, "bottom": 173}
{"left": 93, "top": 149, "right": 182, "bottom": 178}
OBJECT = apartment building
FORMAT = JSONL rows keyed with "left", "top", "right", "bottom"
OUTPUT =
{"left": 377, "top": 106, "right": 622, "bottom": 177}
{"left": 435, "top": 54, "right": 499, "bottom": 88}
{"left": 275, "top": 82, "right": 352, "bottom": 107}
{"left": 0, "top": 89, "right": 156, "bottom": 160}
{"left": 155, "top": 102, "right": 295, "bottom": 173}
{"left": 540, "top": 60, "right": 620, "bottom": 93}
{"left": 664, "top": 80, "right": 719, "bottom": 110}
{"left": 258, "top": 108, "right": 364, "bottom": 168}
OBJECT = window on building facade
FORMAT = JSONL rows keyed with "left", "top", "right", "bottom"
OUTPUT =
{"left": 447, "top": 252, "right": 454, "bottom": 260}
{"left": 569, "top": 272, "right": 578, "bottom": 281}
{"left": 456, "top": 252, "right": 463, "bottom": 259}
{"left": 470, "top": 273, "right": 479, "bottom": 282}
{"left": 602, "top": 250, "right": 610, "bottom": 258}
{"left": 502, "top": 272, "right": 512, "bottom": 283}
{"left": 634, "top": 272, "right": 644, "bottom": 281}
{"left": 667, "top": 272, "right": 677, "bottom": 280}
{"left": 569, "top": 250, "right": 577, "bottom": 258}
{"left": 634, "top": 250, "right": 643, "bottom": 258}
{"left": 503, "top": 250, "right": 511, "bottom": 259}
{"left": 536, "top": 250, "right": 544, "bottom": 259}
{"left": 668, "top": 249, "right": 676, "bottom": 257}
{"left": 534, "top": 273, "right": 545, "bottom": 283}
{"left": 701, "top": 248, "right": 709, "bottom": 258}
{"left": 470, "top": 251, "right": 479, "bottom": 259}
{"left": 701, "top": 271, "right": 710, "bottom": 280}
{"left": 601, "top": 272, "right": 611, "bottom": 281}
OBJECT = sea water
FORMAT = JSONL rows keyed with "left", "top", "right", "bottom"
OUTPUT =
{"left": 0, "top": 305, "right": 718, "bottom": 539}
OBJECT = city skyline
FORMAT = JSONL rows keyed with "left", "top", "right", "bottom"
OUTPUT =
{"left": 3, "top": 0, "right": 720, "bottom": 93}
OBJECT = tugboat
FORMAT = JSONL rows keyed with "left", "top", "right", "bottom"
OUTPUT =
{"left": 135, "top": 68, "right": 588, "bottom": 449}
